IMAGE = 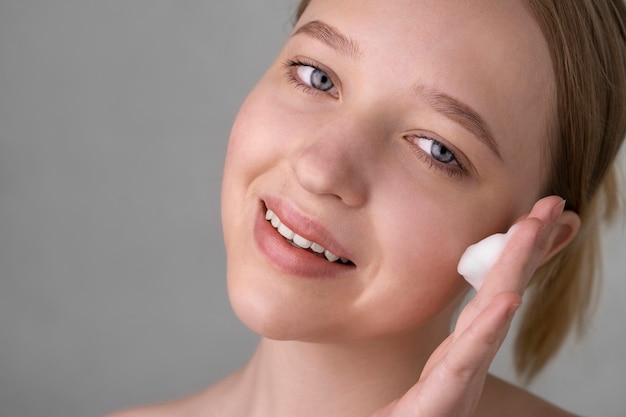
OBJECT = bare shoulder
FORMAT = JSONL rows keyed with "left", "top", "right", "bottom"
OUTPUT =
{"left": 105, "top": 373, "right": 241, "bottom": 417}
{"left": 104, "top": 395, "right": 200, "bottom": 417}
{"left": 476, "top": 374, "right": 577, "bottom": 417}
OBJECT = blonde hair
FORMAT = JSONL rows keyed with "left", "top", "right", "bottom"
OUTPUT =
{"left": 516, "top": 0, "right": 626, "bottom": 380}
{"left": 293, "top": 0, "right": 626, "bottom": 380}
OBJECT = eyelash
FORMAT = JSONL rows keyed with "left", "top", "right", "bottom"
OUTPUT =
{"left": 283, "top": 58, "right": 338, "bottom": 98}
{"left": 407, "top": 135, "right": 468, "bottom": 179}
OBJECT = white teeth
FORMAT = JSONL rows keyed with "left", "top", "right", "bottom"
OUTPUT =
{"left": 310, "top": 242, "right": 325, "bottom": 253}
{"left": 277, "top": 223, "right": 294, "bottom": 240}
{"left": 324, "top": 250, "right": 339, "bottom": 262}
{"left": 292, "top": 234, "right": 312, "bottom": 249}
{"left": 270, "top": 215, "right": 280, "bottom": 228}
{"left": 265, "top": 208, "right": 350, "bottom": 264}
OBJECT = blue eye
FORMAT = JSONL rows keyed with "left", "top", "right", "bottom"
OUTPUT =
{"left": 416, "top": 137, "right": 459, "bottom": 166}
{"left": 296, "top": 65, "right": 335, "bottom": 92}
{"left": 284, "top": 58, "right": 338, "bottom": 97}
{"left": 406, "top": 134, "right": 468, "bottom": 178}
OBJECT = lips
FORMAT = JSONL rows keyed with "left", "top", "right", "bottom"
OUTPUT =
{"left": 265, "top": 208, "right": 352, "bottom": 264}
{"left": 252, "top": 199, "right": 356, "bottom": 277}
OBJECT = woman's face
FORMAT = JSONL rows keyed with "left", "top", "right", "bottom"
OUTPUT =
{"left": 222, "top": 0, "right": 554, "bottom": 342}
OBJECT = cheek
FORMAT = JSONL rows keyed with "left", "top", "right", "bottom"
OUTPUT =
{"left": 349, "top": 198, "right": 464, "bottom": 332}
{"left": 221, "top": 93, "right": 275, "bottom": 267}
{"left": 221, "top": 91, "right": 285, "bottom": 233}
{"left": 224, "top": 95, "right": 273, "bottom": 180}
{"left": 385, "top": 209, "right": 466, "bottom": 299}
{"left": 357, "top": 177, "right": 518, "bottom": 332}
{"left": 223, "top": 82, "right": 303, "bottom": 188}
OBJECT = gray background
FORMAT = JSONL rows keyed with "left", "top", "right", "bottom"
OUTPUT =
{"left": 0, "top": 1, "right": 624, "bottom": 416}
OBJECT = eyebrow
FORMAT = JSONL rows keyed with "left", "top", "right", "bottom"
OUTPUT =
{"left": 292, "top": 20, "right": 361, "bottom": 59}
{"left": 294, "top": 20, "right": 500, "bottom": 159}
{"left": 416, "top": 86, "right": 502, "bottom": 159}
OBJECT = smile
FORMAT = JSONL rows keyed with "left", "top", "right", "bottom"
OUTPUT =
{"left": 265, "top": 209, "right": 352, "bottom": 264}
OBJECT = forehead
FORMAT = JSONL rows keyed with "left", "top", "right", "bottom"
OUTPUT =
{"left": 296, "top": 0, "right": 555, "bottom": 166}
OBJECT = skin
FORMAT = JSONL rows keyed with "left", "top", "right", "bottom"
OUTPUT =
{"left": 109, "top": 0, "right": 582, "bottom": 416}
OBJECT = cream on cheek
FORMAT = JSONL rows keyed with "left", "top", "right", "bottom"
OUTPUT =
{"left": 456, "top": 224, "right": 520, "bottom": 290}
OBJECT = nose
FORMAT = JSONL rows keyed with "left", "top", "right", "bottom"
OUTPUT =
{"left": 291, "top": 120, "right": 371, "bottom": 207}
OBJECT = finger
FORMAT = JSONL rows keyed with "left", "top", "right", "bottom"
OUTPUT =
{"left": 379, "top": 197, "right": 565, "bottom": 417}
{"left": 394, "top": 292, "right": 520, "bottom": 417}
{"left": 442, "top": 292, "right": 520, "bottom": 376}
{"left": 456, "top": 196, "right": 564, "bottom": 332}
{"left": 482, "top": 195, "right": 564, "bottom": 295}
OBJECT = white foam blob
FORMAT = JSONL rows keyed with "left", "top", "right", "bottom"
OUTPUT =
{"left": 457, "top": 227, "right": 515, "bottom": 290}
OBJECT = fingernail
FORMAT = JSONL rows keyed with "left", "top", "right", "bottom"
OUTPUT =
{"left": 550, "top": 199, "right": 566, "bottom": 223}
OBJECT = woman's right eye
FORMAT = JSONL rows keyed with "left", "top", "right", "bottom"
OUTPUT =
{"left": 284, "top": 59, "right": 338, "bottom": 97}
{"left": 296, "top": 65, "right": 335, "bottom": 92}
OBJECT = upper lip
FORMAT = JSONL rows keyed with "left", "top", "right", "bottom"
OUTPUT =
{"left": 263, "top": 196, "right": 355, "bottom": 264}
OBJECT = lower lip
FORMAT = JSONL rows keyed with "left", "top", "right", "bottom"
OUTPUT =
{"left": 253, "top": 204, "right": 353, "bottom": 278}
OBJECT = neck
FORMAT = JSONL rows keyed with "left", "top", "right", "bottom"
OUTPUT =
{"left": 226, "top": 312, "right": 454, "bottom": 417}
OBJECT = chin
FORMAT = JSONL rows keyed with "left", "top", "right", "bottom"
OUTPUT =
{"left": 228, "top": 290, "right": 296, "bottom": 341}
{"left": 226, "top": 269, "right": 305, "bottom": 341}
{"left": 226, "top": 271, "right": 352, "bottom": 343}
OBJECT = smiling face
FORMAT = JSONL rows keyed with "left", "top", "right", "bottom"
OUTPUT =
{"left": 221, "top": 0, "right": 555, "bottom": 343}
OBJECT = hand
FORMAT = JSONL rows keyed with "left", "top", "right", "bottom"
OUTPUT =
{"left": 371, "top": 196, "right": 566, "bottom": 417}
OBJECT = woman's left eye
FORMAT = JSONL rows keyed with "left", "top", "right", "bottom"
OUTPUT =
{"left": 296, "top": 65, "right": 335, "bottom": 92}
{"left": 416, "top": 137, "right": 459, "bottom": 166}
{"left": 407, "top": 135, "right": 468, "bottom": 178}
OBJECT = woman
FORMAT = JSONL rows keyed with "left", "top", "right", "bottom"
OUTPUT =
{"left": 111, "top": 0, "right": 626, "bottom": 415}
